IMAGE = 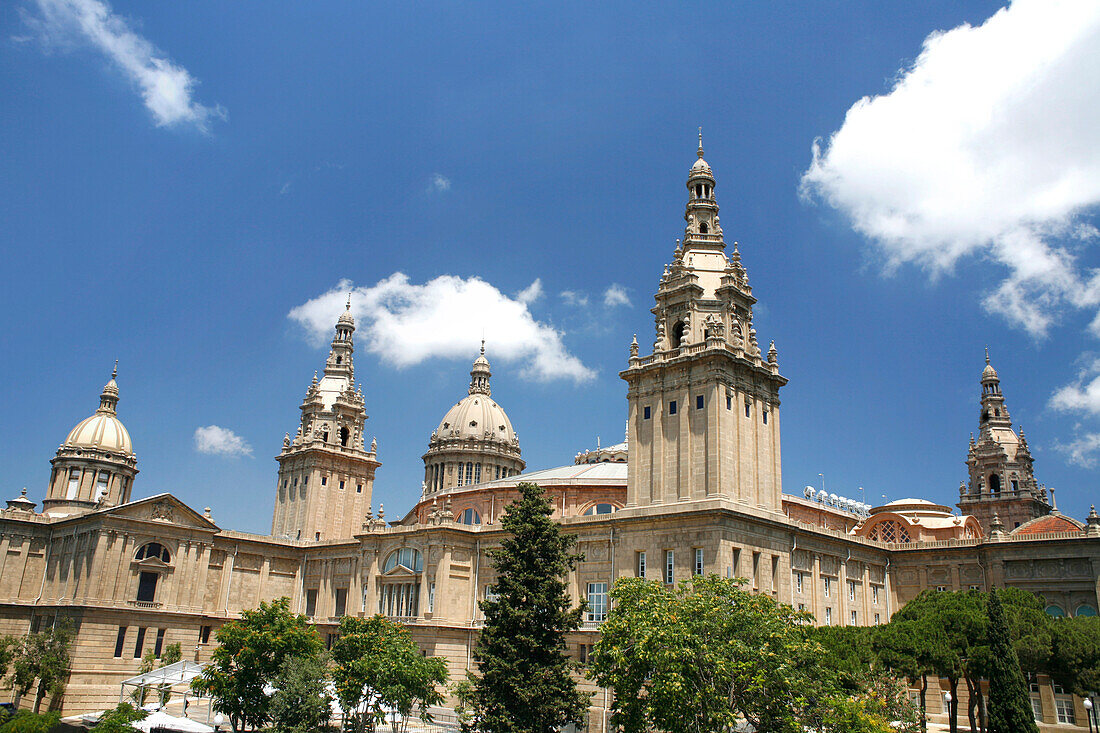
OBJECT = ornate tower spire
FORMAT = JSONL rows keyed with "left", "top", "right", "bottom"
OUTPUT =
{"left": 98, "top": 360, "right": 120, "bottom": 414}
{"left": 468, "top": 342, "right": 492, "bottom": 396}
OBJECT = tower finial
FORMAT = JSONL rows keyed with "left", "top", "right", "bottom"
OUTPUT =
{"left": 481, "top": 338, "right": 486, "bottom": 356}
{"left": 985, "top": 346, "right": 990, "bottom": 365}
{"left": 346, "top": 291, "right": 352, "bottom": 310}
{"left": 112, "top": 359, "right": 118, "bottom": 379}
{"left": 697, "top": 127, "right": 704, "bottom": 158}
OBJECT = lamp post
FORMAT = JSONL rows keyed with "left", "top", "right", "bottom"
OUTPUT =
{"left": 944, "top": 691, "right": 955, "bottom": 733}
{"left": 213, "top": 713, "right": 224, "bottom": 733}
{"left": 1085, "top": 697, "right": 1094, "bottom": 733}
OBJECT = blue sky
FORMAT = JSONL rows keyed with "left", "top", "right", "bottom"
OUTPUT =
{"left": 3, "top": 1, "right": 1099, "bottom": 534}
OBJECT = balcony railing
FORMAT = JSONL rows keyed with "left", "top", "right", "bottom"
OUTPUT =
{"left": 128, "top": 600, "right": 162, "bottom": 609}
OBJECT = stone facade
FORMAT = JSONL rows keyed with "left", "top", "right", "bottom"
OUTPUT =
{"left": 1, "top": 142, "right": 1098, "bottom": 731}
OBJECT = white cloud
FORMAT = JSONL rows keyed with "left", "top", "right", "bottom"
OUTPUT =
{"left": 1050, "top": 357, "right": 1100, "bottom": 415}
{"left": 800, "top": 0, "right": 1100, "bottom": 337}
{"left": 603, "top": 284, "right": 631, "bottom": 308}
{"left": 1053, "top": 431, "right": 1100, "bottom": 468}
{"left": 194, "top": 425, "right": 252, "bottom": 457}
{"left": 516, "top": 278, "right": 544, "bottom": 305}
{"left": 24, "top": 0, "right": 223, "bottom": 131}
{"left": 428, "top": 173, "right": 451, "bottom": 193}
{"left": 289, "top": 275, "right": 595, "bottom": 383}
{"left": 560, "top": 290, "right": 589, "bottom": 307}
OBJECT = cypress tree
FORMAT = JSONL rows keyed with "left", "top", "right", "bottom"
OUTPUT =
{"left": 986, "top": 589, "right": 1039, "bottom": 733}
{"left": 464, "top": 482, "right": 588, "bottom": 733}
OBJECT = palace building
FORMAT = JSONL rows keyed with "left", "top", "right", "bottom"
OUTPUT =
{"left": 2, "top": 141, "right": 1098, "bottom": 730}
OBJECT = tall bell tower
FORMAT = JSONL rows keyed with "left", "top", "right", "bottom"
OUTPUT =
{"left": 621, "top": 134, "right": 787, "bottom": 510}
{"left": 272, "top": 298, "right": 381, "bottom": 540}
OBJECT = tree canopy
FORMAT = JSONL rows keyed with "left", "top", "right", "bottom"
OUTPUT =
{"left": 10, "top": 620, "right": 72, "bottom": 713}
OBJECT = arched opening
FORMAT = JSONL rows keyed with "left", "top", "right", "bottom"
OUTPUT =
{"left": 322, "top": 430, "right": 330, "bottom": 443}
{"left": 671, "top": 321, "right": 686, "bottom": 348}
{"left": 336, "top": 356, "right": 342, "bottom": 364}
{"left": 135, "top": 543, "right": 170, "bottom": 563}
{"left": 339, "top": 427, "right": 350, "bottom": 447}
{"left": 989, "top": 473, "right": 1001, "bottom": 496}
{"left": 583, "top": 503, "right": 617, "bottom": 516}
{"left": 695, "top": 184, "right": 703, "bottom": 198}
{"left": 382, "top": 548, "right": 423, "bottom": 573}
{"left": 457, "top": 508, "right": 481, "bottom": 525}
{"left": 1045, "top": 605, "right": 1065, "bottom": 617}
{"left": 699, "top": 222, "right": 708, "bottom": 234}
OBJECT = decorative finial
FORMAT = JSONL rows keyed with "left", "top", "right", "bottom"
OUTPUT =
{"left": 20, "top": 488, "right": 27, "bottom": 497}
{"left": 112, "top": 359, "right": 118, "bottom": 379}
{"left": 985, "top": 346, "right": 990, "bottom": 365}
{"left": 697, "top": 127, "right": 704, "bottom": 157}
{"left": 346, "top": 291, "right": 352, "bottom": 310}
{"left": 481, "top": 338, "right": 486, "bottom": 356}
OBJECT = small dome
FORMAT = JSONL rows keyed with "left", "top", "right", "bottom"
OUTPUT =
{"left": 691, "top": 157, "right": 711, "bottom": 172}
{"left": 65, "top": 412, "right": 133, "bottom": 454}
{"left": 982, "top": 363, "right": 997, "bottom": 379}
{"left": 434, "top": 395, "right": 517, "bottom": 446}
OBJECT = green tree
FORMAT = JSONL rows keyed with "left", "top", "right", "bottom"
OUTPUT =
{"left": 985, "top": 590, "right": 1039, "bottom": 733}
{"left": 191, "top": 597, "right": 323, "bottom": 732}
{"left": 331, "top": 615, "right": 447, "bottom": 733}
{"left": 463, "top": 482, "right": 587, "bottom": 733}
{"left": 0, "top": 711, "right": 60, "bottom": 733}
{"left": 10, "top": 621, "right": 72, "bottom": 713}
{"left": 591, "top": 574, "right": 845, "bottom": 733}
{"left": 269, "top": 653, "right": 332, "bottom": 733}
{"left": 91, "top": 703, "right": 148, "bottom": 733}
{"left": 1049, "top": 615, "right": 1100, "bottom": 696}
{"left": 873, "top": 615, "right": 939, "bottom": 732}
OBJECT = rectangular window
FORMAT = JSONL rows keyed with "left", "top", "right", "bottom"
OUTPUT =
{"left": 428, "top": 582, "right": 435, "bottom": 613}
{"left": 824, "top": 608, "right": 832, "bottom": 626}
{"left": 321, "top": 476, "right": 327, "bottom": 486}
{"left": 745, "top": 401, "right": 751, "bottom": 418}
{"left": 937, "top": 585, "right": 948, "bottom": 592}
{"left": 134, "top": 627, "right": 146, "bottom": 658}
{"left": 334, "top": 588, "right": 348, "bottom": 617}
{"left": 669, "top": 401, "right": 677, "bottom": 415}
{"left": 795, "top": 572, "right": 803, "bottom": 594}
{"left": 665, "top": 550, "right": 675, "bottom": 584}
{"left": 586, "top": 582, "right": 608, "bottom": 624}
{"left": 474, "top": 463, "right": 482, "bottom": 484}
{"left": 636, "top": 551, "right": 646, "bottom": 578}
{"left": 872, "top": 586, "right": 879, "bottom": 605}
{"left": 694, "top": 548, "right": 704, "bottom": 576}
{"left": 200, "top": 625, "right": 211, "bottom": 645}
{"left": 752, "top": 552, "right": 761, "bottom": 589}
{"left": 874, "top": 613, "right": 881, "bottom": 625}
{"left": 848, "top": 580, "right": 856, "bottom": 602}
{"left": 154, "top": 628, "right": 166, "bottom": 657}
{"left": 850, "top": 610, "right": 857, "bottom": 626}
{"left": 726, "top": 395, "right": 732, "bottom": 410}
{"left": 772, "top": 556, "right": 779, "bottom": 591}
{"left": 696, "top": 395, "right": 704, "bottom": 410}
{"left": 797, "top": 603, "right": 805, "bottom": 612}
{"left": 95, "top": 472, "right": 110, "bottom": 502}
{"left": 339, "top": 480, "right": 345, "bottom": 490}
{"left": 762, "top": 408, "right": 768, "bottom": 425}
{"left": 66, "top": 469, "right": 80, "bottom": 500}
{"left": 305, "top": 589, "right": 317, "bottom": 617}
{"left": 1053, "top": 684, "right": 1076, "bottom": 724}
{"left": 137, "top": 571, "right": 158, "bottom": 603}
{"left": 114, "top": 627, "right": 127, "bottom": 658}
{"left": 643, "top": 406, "right": 651, "bottom": 419}
{"left": 732, "top": 548, "right": 741, "bottom": 578}
{"left": 823, "top": 577, "right": 831, "bottom": 598}
{"left": 357, "top": 484, "right": 363, "bottom": 493}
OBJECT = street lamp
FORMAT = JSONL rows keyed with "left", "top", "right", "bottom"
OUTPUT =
{"left": 213, "top": 713, "right": 224, "bottom": 733}
{"left": 1085, "top": 697, "right": 1094, "bottom": 733}
{"left": 944, "top": 692, "right": 954, "bottom": 733}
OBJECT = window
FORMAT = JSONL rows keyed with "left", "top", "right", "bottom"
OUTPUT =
{"left": 868, "top": 520, "right": 911, "bottom": 544}
{"left": 872, "top": 586, "right": 879, "bottom": 605}
{"left": 334, "top": 588, "right": 348, "bottom": 617}
{"left": 339, "top": 426, "right": 349, "bottom": 447}
{"left": 382, "top": 548, "right": 424, "bottom": 573}
{"left": 66, "top": 469, "right": 80, "bottom": 500}
{"left": 665, "top": 550, "right": 675, "bottom": 584}
{"left": 465, "top": 462, "right": 473, "bottom": 485}
{"left": 199, "top": 626, "right": 211, "bottom": 645}
{"left": 457, "top": 508, "right": 482, "bottom": 525}
{"left": 797, "top": 603, "right": 805, "bottom": 612}
{"left": 745, "top": 402, "right": 751, "bottom": 418}
{"left": 752, "top": 552, "right": 761, "bottom": 589}
{"left": 969, "top": 584, "right": 981, "bottom": 591}
{"left": 848, "top": 580, "right": 856, "bottom": 602}
{"left": 824, "top": 608, "right": 832, "bottom": 626}
{"left": 636, "top": 552, "right": 646, "bottom": 578}
{"left": 154, "top": 628, "right": 166, "bottom": 657}
{"left": 95, "top": 472, "right": 110, "bottom": 502}
{"left": 643, "top": 406, "right": 651, "bottom": 420}
{"left": 795, "top": 572, "right": 803, "bottom": 594}
{"left": 1076, "top": 604, "right": 1098, "bottom": 617}
{"left": 356, "top": 484, "right": 363, "bottom": 493}
{"left": 474, "top": 463, "right": 482, "bottom": 484}
{"left": 850, "top": 610, "right": 857, "bottom": 625}
{"left": 134, "top": 627, "right": 146, "bottom": 658}
{"left": 696, "top": 395, "right": 704, "bottom": 410}
{"left": 428, "top": 582, "right": 435, "bottom": 613}
{"left": 1053, "top": 683, "right": 1076, "bottom": 724}
{"left": 114, "top": 627, "right": 127, "bottom": 658}
{"left": 823, "top": 577, "right": 831, "bottom": 598}
{"left": 135, "top": 543, "right": 170, "bottom": 563}
{"left": 321, "top": 476, "right": 327, "bottom": 486}
{"left": 583, "top": 504, "right": 615, "bottom": 516}
{"left": 726, "top": 395, "right": 732, "bottom": 410}
{"left": 586, "top": 583, "right": 608, "bottom": 624}
{"left": 378, "top": 582, "right": 420, "bottom": 618}
{"left": 762, "top": 409, "right": 768, "bottom": 425}
{"left": 937, "top": 586, "right": 948, "bottom": 592}
{"left": 136, "top": 572, "right": 159, "bottom": 603}
{"left": 874, "top": 613, "right": 881, "bottom": 625}
{"left": 305, "top": 589, "right": 317, "bottom": 617}
{"left": 338, "top": 480, "right": 345, "bottom": 491}
{"left": 669, "top": 401, "right": 677, "bottom": 415}
{"left": 694, "top": 548, "right": 704, "bottom": 576}
{"left": 1045, "top": 605, "right": 1066, "bottom": 617}
{"left": 1027, "top": 674, "right": 1043, "bottom": 721}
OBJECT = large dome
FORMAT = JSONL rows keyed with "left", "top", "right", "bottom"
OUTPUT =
{"left": 434, "top": 394, "right": 517, "bottom": 445}
{"left": 65, "top": 413, "right": 132, "bottom": 454}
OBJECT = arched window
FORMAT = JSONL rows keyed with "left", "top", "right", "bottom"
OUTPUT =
{"left": 1045, "top": 605, "right": 1066, "bottom": 617}
{"left": 989, "top": 474, "right": 1001, "bottom": 496}
{"left": 671, "top": 321, "right": 686, "bottom": 349}
{"left": 583, "top": 503, "right": 616, "bottom": 516}
{"left": 339, "top": 427, "right": 350, "bottom": 447}
{"left": 1075, "top": 605, "right": 1097, "bottom": 617}
{"left": 868, "top": 521, "right": 910, "bottom": 544}
{"left": 457, "top": 508, "right": 481, "bottom": 525}
{"left": 699, "top": 222, "right": 708, "bottom": 234}
{"left": 382, "top": 548, "right": 423, "bottom": 573}
{"left": 135, "top": 543, "right": 170, "bottom": 563}
{"left": 336, "top": 356, "right": 342, "bottom": 364}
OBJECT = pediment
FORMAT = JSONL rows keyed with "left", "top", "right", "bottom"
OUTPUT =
{"left": 133, "top": 556, "right": 170, "bottom": 570}
{"left": 100, "top": 494, "right": 218, "bottom": 531}
{"left": 381, "top": 565, "right": 420, "bottom": 579}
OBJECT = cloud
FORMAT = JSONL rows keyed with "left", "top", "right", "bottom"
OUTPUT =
{"left": 603, "top": 284, "right": 631, "bottom": 308}
{"left": 1050, "top": 357, "right": 1100, "bottom": 415}
{"left": 427, "top": 173, "right": 451, "bottom": 193}
{"left": 23, "top": 0, "right": 223, "bottom": 131}
{"left": 1053, "top": 432, "right": 1100, "bottom": 468}
{"left": 560, "top": 290, "right": 589, "bottom": 307}
{"left": 289, "top": 275, "right": 595, "bottom": 383}
{"left": 194, "top": 425, "right": 252, "bottom": 457}
{"left": 800, "top": 0, "right": 1100, "bottom": 338}
{"left": 516, "top": 279, "right": 543, "bottom": 305}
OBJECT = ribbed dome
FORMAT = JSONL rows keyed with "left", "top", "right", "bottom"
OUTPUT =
{"left": 65, "top": 413, "right": 133, "bottom": 454}
{"left": 691, "top": 156, "right": 711, "bottom": 173}
{"left": 982, "top": 363, "right": 998, "bottom": 379}
{"left": 435, "top": 394, "right": 517, "bottom": 445}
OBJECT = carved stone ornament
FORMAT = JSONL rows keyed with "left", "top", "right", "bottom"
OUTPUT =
{"left": 150, "top": 501, "right": 173, "bottom": 522}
